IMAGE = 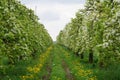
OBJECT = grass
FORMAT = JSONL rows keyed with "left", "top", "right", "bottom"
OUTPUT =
{"left": 1, "top": 44, "right": 120, "bottom": 80}
{"left": 59, "top": 44, "right": 120, "bottom": 80}
{"left": 94, "top": 64, "right": 120, "bottom": 80}
{"left": 0, "top": 46, "right": 52, "bottom": 80}
{"left": 50, "top": 45, "right": 66, "bottom": 80}
{"left": 38, "top": 47, "right": 53, "bottom": 80}
{"left": 58, "top": 45, "right": 97, "bottom": 80}
{"left": 0, "top": 58, "right": 34, "bottom": 80}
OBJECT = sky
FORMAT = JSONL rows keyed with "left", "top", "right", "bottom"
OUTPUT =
{"left": 20, "top": 0, "right": 86, "bottom": 41}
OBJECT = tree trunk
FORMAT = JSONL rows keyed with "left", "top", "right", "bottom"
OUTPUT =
{"left": 89, "top": 50, "right": 93, "bottom": 63}
{"left": 80, "top": 53, "right": 84, "bottom": 59}
{"left": 76, "top": 52, "right": 79, "bottom": 56}
{"left": 99, "top": 61, "right": 104, "bottom": 68}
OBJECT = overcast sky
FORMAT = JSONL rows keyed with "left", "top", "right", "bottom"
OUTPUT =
{"left": 20, "top": 0, "right": 85, "bottom": 41}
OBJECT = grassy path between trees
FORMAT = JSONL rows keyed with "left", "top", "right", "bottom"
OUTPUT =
{"left": 2, "top": 44, "right": 97, "bottom": 80}
{"left": 40, "top": 44, "right": 97, "bottom": 80}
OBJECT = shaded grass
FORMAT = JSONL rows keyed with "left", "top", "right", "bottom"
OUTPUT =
{"left": 94, "top": 64, "right": 120, "bottom": 80}
{"left": 0, "top": 46, "right": 52, "bottom": 80}
{"left": 0, "top": 58, "right": 37, "bottom": 80}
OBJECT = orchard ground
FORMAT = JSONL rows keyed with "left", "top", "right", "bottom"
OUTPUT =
{"left": 1, "top": 44, "right": 120, "bottom": 80}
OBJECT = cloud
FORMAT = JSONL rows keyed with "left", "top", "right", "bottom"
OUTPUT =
{"left": 21, "top": 0, "right": 85, "bottom": 4}
{"left": 39, "top": 11, "right": 60, "bottom": 22}
{"left": 42, "top": 21, "right": 64, "bottom": 41}
{"left": 20, "top": 0, "right": 85, "bottom": 41}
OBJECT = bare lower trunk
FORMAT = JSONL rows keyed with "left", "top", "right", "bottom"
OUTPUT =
{"left": 89, "top": 50, "right": 93, "bottom": 63}
{"left": 80, "top": 53, "right": 84, "bottom": 59}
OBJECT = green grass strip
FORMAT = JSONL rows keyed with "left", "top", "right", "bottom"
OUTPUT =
{"left": 50, "top": 45, "right": 66, "bottom": 80}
